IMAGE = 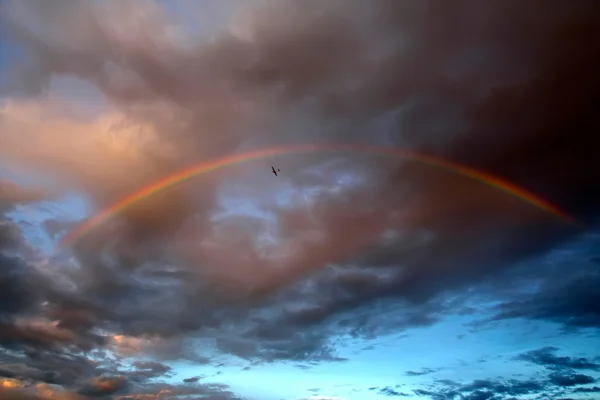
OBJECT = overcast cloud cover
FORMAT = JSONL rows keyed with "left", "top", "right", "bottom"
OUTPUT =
{"left": 0, "top": 0, "right": 599, "bottom": 399}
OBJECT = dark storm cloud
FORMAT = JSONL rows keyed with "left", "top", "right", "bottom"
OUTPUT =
{"left": 0, "top": 183, "right": 69, "bottom": 363}
{"left": 0, "top": 252, "right": 107, "bottom": 355}
{"left": 479, "top": 232, "right": 600, "bottom": 330}
{"left": 2, "top": 0, "right": 599, "bottom": 241}
{"left": 0, "top": 0, "right": 599, "bottom": 394}
{"left": 0, "top": 185, "right": 240, "bottom": 398}
{"left": 0, "top": 347, "right": 119, "bottom": 387}
{"left": 0, "top": 220, "right": 23, "bottom": 252}
{"left": 490, "top": 271, "right": 600, "bottom": 329}
{"left": 0, "top": 254, "right": 41, "bottom": 316}
{"left": 0, "top": 348, "right": 241, "bottom": 399}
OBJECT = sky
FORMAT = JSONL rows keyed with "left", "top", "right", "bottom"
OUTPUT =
{"left": 0, "top": 1, "right": 599, "bottom": 399}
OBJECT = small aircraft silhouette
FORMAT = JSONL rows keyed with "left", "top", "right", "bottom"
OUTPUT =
{"left": 271, "top": 166, "right": 281, "bottom": 176}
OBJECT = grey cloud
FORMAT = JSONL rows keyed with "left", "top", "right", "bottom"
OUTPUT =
{"left": 379, "top": 386, "right": 409, "bottom": 396}
{"left": 405, "top": 368, "right": 439, "bottom": 377}
{"left": 78, "top": 375, "right": 128, "bottom": 397}
{"left": 516, "top": 347, "right": 600, "bottom": 372}
{"left": 2, "top": 0, "right": 598, "bottom": 242}
{"left": 494, "top": 273, "right": 600, "bottom": 329}
{"left": 0, "top": 180, "right": 46, "bottom": 251}
{"left": 0, "top": 1, "right": 599, "bottom": 397}
{"left": 129, "top": 361, "right": 172, "bottom": 381}
{"left": 0, "top": 180, "right": 47, "bottom": 210}
{"left": 573, "top": 385, "right": 600, "bottom": 393}
{"left": 411, "top": 353, "right": 600, "bottom": 400}
{"left": 0, "top": 380, "right": 245, "bottom": 400}
{"left": 114, "top": 381, "right": 246, "bottom": 400}
{"left": 0, "top": 221, "right": 23, "bottom": 252}
{"left": 0, "top": 385, "right": 85, "bottom": 400}
{"left": 486, "top": 238, "right": 600, "bottom": 330}
{"left": 0, "top": 254, "right": 42, "bottom": 317}
{"left": 548, "top": 372, "right": 596, "bottom": 387}
{"left": 416, "top": 378, "right": 546, "bottom": 400}
{"left": 0, "top": 223, "right": 238, "bottom": 398}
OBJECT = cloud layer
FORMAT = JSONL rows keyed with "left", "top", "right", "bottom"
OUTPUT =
{"left": 0, "top": 0, "right": 599, "bottom": 398}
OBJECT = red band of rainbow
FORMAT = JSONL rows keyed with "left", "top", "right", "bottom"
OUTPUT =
{"left": 60, "top": 144, "right": 576, "bottom": 247}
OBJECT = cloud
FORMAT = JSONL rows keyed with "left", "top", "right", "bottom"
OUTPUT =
{"left": 491, "top": 272, "right": 600, "bottom": 329}
{"left": 482, "top": 233, "right": 600, "bottom": 330}
{"left": 0, "top": 255, "right": 42, "bottom": 317}
{"left": 405, "top": 368, "right": 439, "bottom": 377}
{"left": 573, "top": 385, "right": 600, "bottom": 394}
{"left": 410, "top": 354, "right": 600, "bottom": 400}
{"left": 0, "top": 0, "right": 599, "bottom": 398}
{"left": 415, "top": 378, "right": 545, "bottom": 400}
{"left": 129, "top": 361, "right": 172, "bottom": 381}
{"left": 2, "top": 0, "right": 599, "bottom": 245}
{"left": 516, "top": 347, "right": 600, "bottom": 371}
{"left": 113, "top": 381, "right": 245, "bottom": 400}
{"left": 78, "top": 375, "right": 128, "bottom": 397}
{"left": 0, "top": 381, "right": 87, "bottom": 400}
{"left": 0, "top": 179, "right": 48, "bottom": 252}
{"left": 0, "top": 180, "right": 48, "bottom": 210}
{"left": 0, "top": 378, "right": 243, "bottom": 400}
{"left": 0, "top": 181, "right": 242, "bottom": 398}
{"left": 297, "top": 397, "right": 344, "bottom": 400}
{"left": 548, "top": 373, "right": 596, "bottom": 387}
{"left": 378, "top": 386, "right": 409, "bottom": 397}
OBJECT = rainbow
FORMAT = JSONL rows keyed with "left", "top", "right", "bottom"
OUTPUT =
{"left": 59, "top": 144, "right": 575, "bottom": 247}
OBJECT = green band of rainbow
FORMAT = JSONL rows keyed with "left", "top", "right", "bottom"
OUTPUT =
{"left": 59, "top": 144, "right": 575, "bottom": 247}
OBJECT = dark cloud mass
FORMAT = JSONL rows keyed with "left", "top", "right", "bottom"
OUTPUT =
{"left": 0, "top": 0, "right": 599, "bottom": 398}
{"left": 183, "top": 376, "right": 201, "bottom": 384}
{"left": 549, "top": 372, "right": 596, "bottom": 387}
{"left": 516, "top": 347, "right": 600, "bottom": 372}
{"left": 0, "top": 180, "right": 47, "bottom": 208}
{"left": 416, "top": 374, "right": 600, "bottom": 400}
